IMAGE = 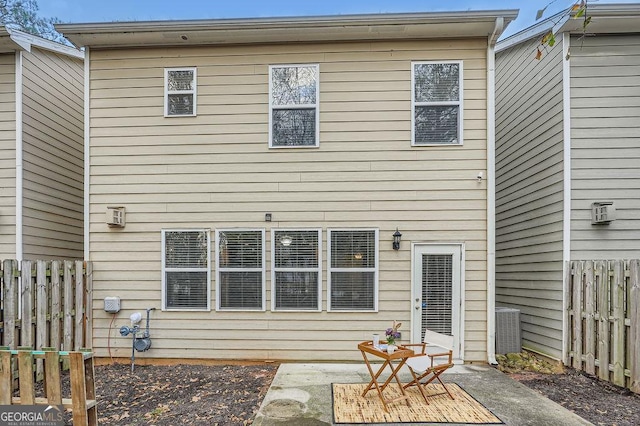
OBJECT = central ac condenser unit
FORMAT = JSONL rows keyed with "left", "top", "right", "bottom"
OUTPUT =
{"left": 496, "top": 307, "right": 521, "bottom": 354}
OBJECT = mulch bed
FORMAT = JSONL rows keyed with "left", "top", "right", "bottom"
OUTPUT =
{"left": 93, "top": 362, "right": 278, "bottom": 425}
{"left": 509, "top": 367, "right": 640, "bottom": 426}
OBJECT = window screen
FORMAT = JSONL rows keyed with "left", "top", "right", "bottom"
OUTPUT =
{"left": 165, "top": 68, "right": 196, "bottom": 116}
{"left": 162, "top": 230, "right": 210, "bottom": 310}
{"left": 217, "top": 230, "right": 264, "bottom": 310}
{"left": 328, "top": 229, "right": 377, "bottom": 311}
{"left": 270, "top": 65, "right": 319, "bottom": 147}
{"left": 412, "top": 62, "right": 462, "bottom": 145}
{"left": 273, "top": 230, "right": 321, "bottom": 311}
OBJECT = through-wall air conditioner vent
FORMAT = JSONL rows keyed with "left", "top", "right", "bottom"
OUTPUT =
{"left": 106, "top": 206, "right": 126, "bottom": 227}
{"left": 496, "top": 307, "right": 521, "bottom": 354}
{"left": 591, "top": 201, "right": 615, "bottom": 225}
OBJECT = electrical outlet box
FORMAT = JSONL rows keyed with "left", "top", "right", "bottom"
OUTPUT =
{"left": 104, "top": 296, "right": 121, "bottom": 313}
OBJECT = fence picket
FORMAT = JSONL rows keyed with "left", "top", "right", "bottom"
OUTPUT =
{"left": 630, "top": 260, "right": 640, "bottom": 393}
{"left": 85, "top": 262, "right": 93, "bottom": 348}
{"left": 572, "top": 261, "right": 584, "bottom": 369}
{"left": 595, "top": 260, "right": 610, "bottom": 381}
{"left": 36, "top": 260, "right": 48, "bottom": 380}
{"left": 584, "top": 260, "right": 596, "bottom": 375}
{"left": 50, "top": 261, "right": 62, "bottom": 351}
{"left": 75, "top": 260, "right": 85, "bottom": 350}
{"left": 21, "top": 261, "right": 34, "bottom": 348}
{"left": 2, "top": 260, "right": 18, "bottom": 348}
{"left": 611, "top": 260, "right": 625, "bottom": 386}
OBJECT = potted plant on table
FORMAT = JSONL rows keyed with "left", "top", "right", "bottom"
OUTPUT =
{"left": 385, "top": 321, "right": 401, "bottom": 353}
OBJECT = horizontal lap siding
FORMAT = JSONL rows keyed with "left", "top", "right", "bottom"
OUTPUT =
{"left": 21, "top": 48, "right": 83, "bottom": 260}
{"left": 570, "top": 35, "right": 640, "bottom": 260}
{"left": 0, "top": 53, "right": 16, "bottom": 258}
{"left": 495, "top": 37, "right": 565, "bottom": 359}
{"left": 89, "top": 39, "right": 488, "bottom": 362}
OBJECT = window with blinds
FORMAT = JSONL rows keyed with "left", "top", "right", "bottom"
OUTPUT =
{"left": 272, "top": 229, "right": 321, "bottom": 311}
{"left": 217, "top": 229, "right": 265, "bottom": 310}
{"left": 162, "top": 230, "right": 210, "bottom": 310}
{"left": 269, "top": 64, "right": 319, "bottom": 147}
{"left": 165, "top": 67, "right": 196, "bottom": 116}
{"left": 328, "top": 229, "right": 378, "bottom": 311}
{"left": 422, "top": 254, "right": 453, "bottom": 335}
{"left": 412, "top": 61, "right": 462, "bottom": 145}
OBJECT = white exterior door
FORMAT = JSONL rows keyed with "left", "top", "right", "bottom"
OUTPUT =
{"left": 412, "top": 244, "right": 463, "bottom": 361}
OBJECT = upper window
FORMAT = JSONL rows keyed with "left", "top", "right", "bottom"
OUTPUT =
{"left": 412, "top": 61, "right": 463, "bottom": 146}
{"left": 328, "top": 229, "right": 378, "bottom": 312}
{"left": 162, "top": 229, "right": 210, "bottom": 311}
{"left": 165, "top": 67, "right": 197, "bottom": 117}
{"left": 269, "top": 64, "right": 319, "bottom": 148}
{"left": 272, "top": 229, "right": 322, "bottom": 311}
{"left": 216, "top": 229, "right": 265, "bottom": 311}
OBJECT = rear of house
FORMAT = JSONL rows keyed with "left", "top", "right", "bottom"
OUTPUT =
{"left": 0, "top": 28, "right": 84, "bottom": 261}
{"left": 58, "top": 10, "right": 517, "bottom": 362}
{"left": 495, "top": 4, "right": 640, "bottom": 362}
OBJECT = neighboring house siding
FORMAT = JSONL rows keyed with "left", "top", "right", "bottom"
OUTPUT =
{"left": 0, "top": 53, "right": 16, "bottom": 259}
{"left": 21, "top": 47, "right": 84, "bottom": 259}
{"left": 89, "top": 39, "right": 489, "bottom": 361}
{"left": 495, "top": 37, "right": 565, "bottom": 359}
{"left": 570, "top": 35, "right": 640, "bottom": 260}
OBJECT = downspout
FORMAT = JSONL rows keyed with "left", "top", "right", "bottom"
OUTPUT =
{"left": 486, "top": 17, "right": 503, "bottom": 365}
{"left": 15, "top": 51, "right": 23, "bottom": 262}
{"left": 561, "top": 32, "right": 572, "bottom": 364}
{"left": 84, "top": 47, "right": 90, "bottom": 260}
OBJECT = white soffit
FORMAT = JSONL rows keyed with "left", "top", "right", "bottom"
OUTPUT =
{"left": 56, "top": 10, "right": 519, "bottom": 49}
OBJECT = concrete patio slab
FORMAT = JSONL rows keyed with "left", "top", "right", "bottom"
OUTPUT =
{"left": 253, "top": 363, "right": 593, "bottom": 425}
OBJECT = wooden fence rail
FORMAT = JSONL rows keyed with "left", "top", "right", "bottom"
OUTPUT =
{"left": 0, "top": 260, "right": 93, "bottom": 354}
{"left": 566, "top": 259, "right": 639, "bottom": 393}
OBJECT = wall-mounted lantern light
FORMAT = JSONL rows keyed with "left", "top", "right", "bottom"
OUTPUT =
{"left": 393, "top": 228, "right": 402, "bottom": 251}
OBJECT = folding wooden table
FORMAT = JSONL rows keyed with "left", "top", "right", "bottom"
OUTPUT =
{"left": 358, "top": 340, "right": 415, "bottom": 413}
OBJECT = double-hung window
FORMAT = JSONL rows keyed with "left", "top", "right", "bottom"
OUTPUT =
{"left": 412, "top": 61, "right": 463, "bottom": 145}
{"left": 216, "top": 229, "right": 265, "bottom": 310}
{"left": 165, "top": 67, "right": 197, "bottom": 116}
{"left": 269, "top": 64, "right": 319, "bottom": 147}
{"left": 162, "top": 229, "right": 210, "bottom": 310}
{"left": 328, "top": 229, "right": 378, "bottom": 311}
{"left": 272, "top": 229, "right": 321, "bottom": 311}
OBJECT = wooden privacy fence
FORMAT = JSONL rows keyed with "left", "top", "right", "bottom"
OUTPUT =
{"left": 566, "top": 259, "right": 639, "bottom": 393}
{"left": 0, "top": 260, "right": 93, "bottom": 353}
{"left": 0, "top": 347, "right": 98, "bottom": 426}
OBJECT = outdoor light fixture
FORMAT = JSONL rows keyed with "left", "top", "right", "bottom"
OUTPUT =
{"left": 393, "top": 228, "right": 402, "bottom": 250}
{"left": 280, "top": 235, "right": 293, "bottom": 246}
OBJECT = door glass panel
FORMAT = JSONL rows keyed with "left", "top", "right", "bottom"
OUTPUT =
{"left": 422, "top": 254, "right": 453, "bottom": 336}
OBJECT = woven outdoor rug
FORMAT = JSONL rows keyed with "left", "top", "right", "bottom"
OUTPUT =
{"left": 332, "top": 383, "right": 503, "bottom": 424}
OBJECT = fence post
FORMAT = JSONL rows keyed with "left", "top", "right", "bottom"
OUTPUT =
{"left": 630, "top": 260, "right": 640, "bottom": 394}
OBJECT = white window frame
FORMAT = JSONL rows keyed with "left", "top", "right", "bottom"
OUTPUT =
{"left": 164, "top": 67, "right": 197, "bottom": 117}
{"left": 216, "top": 228, "right": 266, "bottom": 311}
{"left": 411, "top": 61, "right": 463, "bottom": 146}
{"left": 269, "top": 64, "right": 320, "bottom": 148}
{"left": 161, "top": 229, "right": 211, "bottom": 311}
{"left": 327, "top": 228, "right": 379, "bottom": 312}
{"left": 271, "top": 229, "right": 322, "bottom": 312}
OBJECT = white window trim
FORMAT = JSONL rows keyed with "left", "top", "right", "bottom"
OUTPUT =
{"left": 327, "top": 228, "right": 379, "bottom": 312}
{"left": 271, "top": 228, "right": 322, "bottom": 312}
{"left": 269, "top": 63, "right": 320, "bottom": 148}
{"left": 411, "top": 61, "right": 463, "bottom": 146}
{"left": 164, "top": 67, "right": 197, "bottom": 117}
{"left": 161, "top": 228, "right": 211, "bottom": 311}
{"left": 215, "top": 228, "right": 266, "bottom": 311}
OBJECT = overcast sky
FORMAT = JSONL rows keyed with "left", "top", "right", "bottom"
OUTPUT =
{"left": 40, "top": 0, "right": 636, "bottom": 39}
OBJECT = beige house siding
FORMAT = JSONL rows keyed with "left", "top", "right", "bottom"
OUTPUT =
{"left": 89, "top": 39, "right": 489, "bottom": 361}
{"left": 495, "top": 37, "right": 565, "bottom": 359}
{"left": 20, "top": 47, "right": 84, "bottom": 260}
{"left": 570, "top": 35, "right": 640, "bottom": 260}
{"left": 0, "top": 53, "right": 16, "bottom": 259}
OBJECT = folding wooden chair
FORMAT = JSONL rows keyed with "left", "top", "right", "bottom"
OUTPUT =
{"left": 402, "top": 341, "right": 455, "bottom": 404}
